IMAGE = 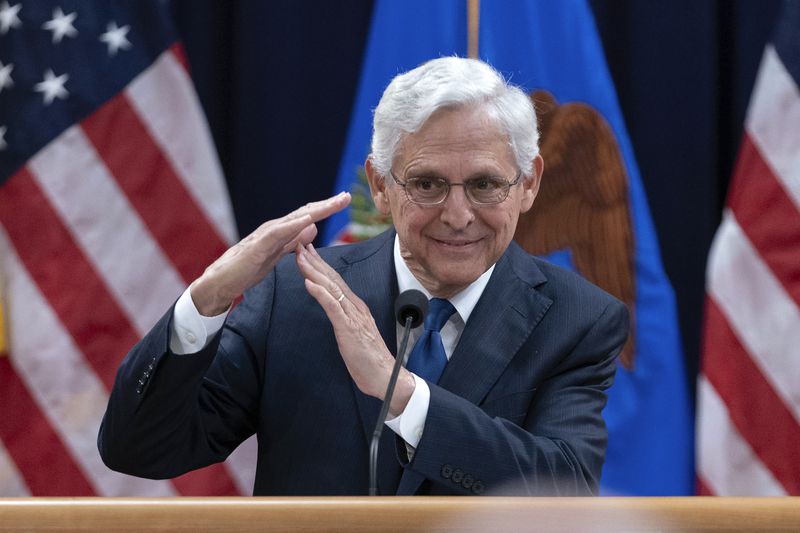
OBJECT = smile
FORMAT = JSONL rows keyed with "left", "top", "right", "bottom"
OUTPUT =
{"left": 431, "top": 237, "right": 481, "bottom": 248}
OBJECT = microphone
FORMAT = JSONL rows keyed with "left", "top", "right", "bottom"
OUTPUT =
{"left": 369, "top": 289, "right": 427, "bottom": 496}
{"left": 394, "top": 289, "right": 427, "bottom": 330}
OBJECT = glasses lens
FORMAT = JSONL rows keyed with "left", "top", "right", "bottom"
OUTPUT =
{"left": 466, "top": 176, "right": 509, "bottom": 204}
{"left": 406, "top": 177, "right": 448, "bottom": 204}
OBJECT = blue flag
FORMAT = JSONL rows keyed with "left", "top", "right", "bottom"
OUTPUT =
{"left": 327, "top": 0, "right": 693, "bottom": 495}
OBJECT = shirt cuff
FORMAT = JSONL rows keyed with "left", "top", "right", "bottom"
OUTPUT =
{"left": 169, "top": 287, "right": 229, "bottom": 354}
{"left": 385, "top": 373, "right": 430, "bottom": 448}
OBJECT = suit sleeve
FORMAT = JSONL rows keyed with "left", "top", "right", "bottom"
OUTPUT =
{"left": 97, "top": 276, "right": 274, "bottom": 480}
{"left": 406, "top": 298, "right": 628, "bottom": 496}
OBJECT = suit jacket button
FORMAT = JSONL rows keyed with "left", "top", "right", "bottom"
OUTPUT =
{"left": 441, "top": 464, "right": 453, "bottom": 479}
{"left": 136, "top": 386, "right": 143, "bottom": 394}
{"left": 462, "top": 474, "right": 474, "bottom": 489}
{"left": 451, "top": 469, "right": 464, "bottom": 484}
{"left": 472, "top": 481, "right": 485, "bottom": 495}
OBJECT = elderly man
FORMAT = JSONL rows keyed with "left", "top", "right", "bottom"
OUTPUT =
{"left": 99, "top": 57, "right": 628, "bottom": 496}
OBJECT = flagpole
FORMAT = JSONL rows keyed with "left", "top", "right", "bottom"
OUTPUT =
{"left": 468, "top": 0, "right": 479, "bottom": 58}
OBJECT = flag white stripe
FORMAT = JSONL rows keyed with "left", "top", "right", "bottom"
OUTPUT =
{"left": 127, "top": 50, "right": 238, "bottom": 245}
{"left": 0, "top": 230, "right": 176, "bottom": 497}
{"left": 28, "top": 127, "right": 186, "bottom": 336}
{"left": 706, "top": 210, "right": 800, "bottom": 423}
{"left": 696, "top": 376, "right": 786, "bottom": 496}
{"left": 0, "top": 439, "right": 30, "bottom": 497}
{"left": 224, "top": 434, "right": 257, "bottom": 495}
{"left": 746, "top": 45, "right": 800, "bottom": 209}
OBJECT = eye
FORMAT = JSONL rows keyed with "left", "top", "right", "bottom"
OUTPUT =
{"left": 470, "top": 177, "right": 503, "bottom": 191}
{"left": 415, "top": 178, "right": 435, "bottom": 191}
{"left": 410, "top": 177, "right": 444, "bottom": 192}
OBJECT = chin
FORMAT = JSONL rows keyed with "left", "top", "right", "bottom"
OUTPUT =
{"left": 431, "top": 267, "right": 484, "bottom": 293}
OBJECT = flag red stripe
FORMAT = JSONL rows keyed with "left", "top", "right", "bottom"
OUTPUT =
{"left": 171, "top": 466, "right": 240, "bottom": 496}
{"left": 727, "top": 134, "right": 800, "bottom": 306}
{"left": 695, "top": 476, "right": 713, "bottom": 496}
{"left": 0, "top": 168, "right": 139, "bottom": 390}
{"left": 170, "top": 42, "right": 191, "bottom": 73}
{"left": 702, "top": 297, "right": 800, "bottom": 494}
{"left": 80, "top": 93, "right": 228, "bottom": 284}
{"left": 0, "top": 358, "right": 96, "bottom": 495}
{"left": 0, "top": 169, "right": 240, "bottom": 496}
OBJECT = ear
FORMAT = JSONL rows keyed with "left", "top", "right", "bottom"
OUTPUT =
{"left": 365, "top": 157, "right": 392, "bottom": 215}
{"left": 520, "top": 154, "right": 544, "bottom": 213}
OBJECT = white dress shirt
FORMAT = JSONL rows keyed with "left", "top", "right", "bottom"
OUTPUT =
{"left": 169, "top": 235, "right": 494, "bottom": 449}
{"left": 384, "top": 236, "right": 493, "bottom": 447}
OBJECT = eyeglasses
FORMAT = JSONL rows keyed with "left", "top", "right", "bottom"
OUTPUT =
{"left": 389, "top": 170, "right": 522, "bottom": 206}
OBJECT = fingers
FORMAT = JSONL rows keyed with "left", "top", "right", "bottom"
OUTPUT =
{"left": 300, "top": 247, "right": 393, "bottom": 401}
{"left": 285, "top": 191, "right": 351, "bottom": 225}
{"left": 296, "top": 244, "right": 348, "bottom": 300}
{"left": 296, "top": 243, "right": 367, "bottom": 314}
{"left": 303, "top": 277, "right": 342, "bottom": 320}
{"left": 269, "top": 217, "right": 319, "bottom": 255}
{"left": 190, "top": 194, "right": 350, "bottom": 317}
{"left": 262, "top": 214, "right": 316, "bottom": 247}
{"left": 251, "top": 192, "right": 351, "bottom": 255}
{"left": 307, "top": 244, "right": 370, "bottom": 312}
{"left": 301, "top": 260, "right": 355, "bottom": 335}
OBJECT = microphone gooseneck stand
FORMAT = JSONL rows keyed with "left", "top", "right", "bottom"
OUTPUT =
{"left": 368, "top": 290, "right": 427, "bottom": 496}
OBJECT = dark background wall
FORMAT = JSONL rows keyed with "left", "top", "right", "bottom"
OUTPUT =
{"left": 170, "top": 0, "right": 783, "bottom": 403}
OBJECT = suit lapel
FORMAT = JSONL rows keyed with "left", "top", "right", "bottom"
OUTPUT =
{"left": 399, "top": 243, "right": 553, "bottom": 495}
{"left": 439, "top": 243, "right": 551, "bottom": 404}
{"left": 338, "top": 231, "right": 401, "bottom": 494}
{"left": 337, "top": 237, "right": 552, "bottom": 495}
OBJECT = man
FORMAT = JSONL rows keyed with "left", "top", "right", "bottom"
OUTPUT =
{"left": 99, "top": 57, "right": 628, "bottom": 496}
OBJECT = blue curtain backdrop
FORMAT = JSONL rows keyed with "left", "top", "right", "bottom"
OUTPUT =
{"left": 171, "top": 0, "right": 783, "bottom": 494}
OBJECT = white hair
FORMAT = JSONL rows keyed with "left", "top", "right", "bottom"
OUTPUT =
{"left": 370, "top": 56, "right": 539, "bottom": 178}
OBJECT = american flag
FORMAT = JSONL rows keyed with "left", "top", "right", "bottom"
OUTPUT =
{"left": 696, "top": 0, "right": 800, "bottom": 495}
{"left": 0, "top": 1, "right": 255, "bottom": 495}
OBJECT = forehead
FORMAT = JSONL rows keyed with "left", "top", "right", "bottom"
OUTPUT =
{"left": 395, "top": 106, "right": 515, "bottom": 174}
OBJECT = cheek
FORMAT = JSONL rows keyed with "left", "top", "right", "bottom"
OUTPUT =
{"left": 483, "top": 211, "right": 520, "bottom": 254}
{"left": 393, "top": 202, "right": 433, "bottom": 233}
{"left": 486, "top": 209, "right": 518, "bottom": 237}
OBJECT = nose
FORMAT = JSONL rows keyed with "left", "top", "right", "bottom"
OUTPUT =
{"left": 439, "top": 184, "right": 475, "bottom": 230}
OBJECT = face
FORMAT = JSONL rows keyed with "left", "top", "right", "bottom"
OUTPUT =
{"left": 367, "top": 105, "right": 543, "bottom": 298}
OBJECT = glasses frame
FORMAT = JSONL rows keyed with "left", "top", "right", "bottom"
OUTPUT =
{"left": 389, "top": 170, "right": 523, "bottom": 207}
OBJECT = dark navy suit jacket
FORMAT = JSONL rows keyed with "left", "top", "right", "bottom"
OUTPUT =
{"left": 98, "top": 229, "right": 628, "bottom": 496}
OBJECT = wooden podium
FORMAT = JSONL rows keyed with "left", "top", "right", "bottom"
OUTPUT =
{"left": 1, "top": 497, "right": 799, "bottom": 531}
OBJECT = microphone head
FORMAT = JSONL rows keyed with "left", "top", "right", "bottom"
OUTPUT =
{"left": 394, "top": 289, "right": 428, "bottom": 328}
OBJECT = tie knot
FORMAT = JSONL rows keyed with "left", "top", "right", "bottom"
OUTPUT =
{"left": 424, "top": 298, "right": 456, "bottom": 332}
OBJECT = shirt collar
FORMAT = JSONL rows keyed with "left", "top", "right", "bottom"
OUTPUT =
{"left": 393, "top": 234, "right": 494, "bottom": 324}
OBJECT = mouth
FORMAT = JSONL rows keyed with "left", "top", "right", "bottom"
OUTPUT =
{"left": 430, "top": 237, "right": 482, "bottom": 248}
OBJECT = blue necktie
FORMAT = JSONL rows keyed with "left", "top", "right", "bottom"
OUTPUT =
{"left": 405, "top": 298, "right": 456, "bottom": 383}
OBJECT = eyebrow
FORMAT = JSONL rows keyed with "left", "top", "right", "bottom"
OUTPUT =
{"left": 405, "top": 169, "right": 506, "bottom": 181}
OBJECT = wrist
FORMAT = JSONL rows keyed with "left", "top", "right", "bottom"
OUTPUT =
{"left": 189, "top": 279, "right": 232, "bottom": 317}
{"left": 388, "top": 369, "right": 416, "bottom": 417}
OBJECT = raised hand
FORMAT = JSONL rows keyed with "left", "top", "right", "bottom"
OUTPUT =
{"left": 296, "top": 243, "right": 415, "bottom": 415}
{"left": 191, "top": 193, "right": 351, "bottom": 316}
